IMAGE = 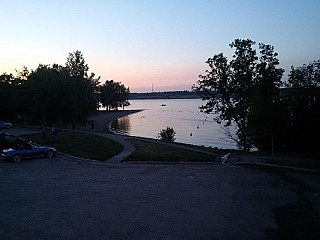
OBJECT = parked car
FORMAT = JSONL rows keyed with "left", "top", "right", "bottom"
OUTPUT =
{"left": 0, "top": 132, "right": 31, "bottom": 152}
{"left": 1, "top": 141, "right": 56, "bottom": 162}
{"left": 0, "top": 121, "right": 13, "bottom": 129}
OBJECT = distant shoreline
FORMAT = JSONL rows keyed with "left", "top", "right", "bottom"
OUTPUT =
{"left": 129, "top": 91, "right": 201, "bottom": 100}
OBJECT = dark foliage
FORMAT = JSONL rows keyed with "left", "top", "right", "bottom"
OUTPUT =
{"left": 0, "top": 51, "right": 129, "bottom": 128}
{"left": 194, "top": 38, "right": 319, "bottom": 154}
{"left": 99, "top": 80, "right": 130, "bottom": 111}
{"left": 158, "top": 127, "right": 176, "bottom": 142}
{"left": 194, "top": 39, "right": 283, "bottom": 152}
{"left": 277, "top": 60, "right": 320, "bottom": 153}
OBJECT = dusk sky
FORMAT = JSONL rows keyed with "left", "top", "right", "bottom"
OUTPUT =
{"left": 1, "top": 0, "right": 320, "bottom": 92}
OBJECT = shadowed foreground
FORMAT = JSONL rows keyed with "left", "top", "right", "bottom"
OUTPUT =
{"left": 1, "top": 155, "right": 319, "bottom": 239}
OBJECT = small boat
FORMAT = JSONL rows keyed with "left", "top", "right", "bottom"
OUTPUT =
{"left": 161, "top": 104, "right": 166, "bottom": 107}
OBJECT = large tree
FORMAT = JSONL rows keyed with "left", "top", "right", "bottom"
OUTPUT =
{"left": 100, "top": 80, "right": 130, "bottom": 111}
{"left": 64, "top": 50, "right": 100, "bottom": 126}
{"left": 194, "top": 39, "right": 283, "bottom": 151}
{"left": 65, "top": 50, "right": 89, "bottom": 77}
{"left": 21, "top": 51, "right": 100, "bottom": 126}
{"left": 247, "top": 44, "right": 285, "bottom": 154}
{"left": 26, "top": 64, "right": 70, "bottom": 124}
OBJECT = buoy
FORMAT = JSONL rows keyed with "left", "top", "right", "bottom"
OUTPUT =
{"left": 190, "top": 133, "right": 192, "bottom": 136}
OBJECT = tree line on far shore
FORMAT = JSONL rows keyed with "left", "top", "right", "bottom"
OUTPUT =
{"left": 0, "top": 50, "right": 130, "bottom": 127}
{"left": 194, "top": 39, "right": 320, "bottom": 154}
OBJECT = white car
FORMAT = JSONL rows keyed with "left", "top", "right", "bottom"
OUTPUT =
{"left": 0, "top": 121, "right": 13, "bottom": 129}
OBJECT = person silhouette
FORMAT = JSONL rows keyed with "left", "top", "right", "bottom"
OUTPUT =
{"left": 51, "top": 124, "right": 59, "bottom": 143}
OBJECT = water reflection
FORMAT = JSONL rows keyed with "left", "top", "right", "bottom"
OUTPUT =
{"left": 110, "top": 116, "right": 131, "bottom": 133}
{"left": 110, "top": 99, "right": 237, "bottom": 149}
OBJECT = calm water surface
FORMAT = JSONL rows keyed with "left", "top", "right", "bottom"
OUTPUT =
{"left": 110, "top": 99, "right": 237, "bottom": 149}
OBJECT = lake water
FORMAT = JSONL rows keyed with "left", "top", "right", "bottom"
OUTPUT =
{"left": 110, "top": 99, "right": 238, "bottom": 149}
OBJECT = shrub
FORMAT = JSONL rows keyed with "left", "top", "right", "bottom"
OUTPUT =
{"left": 158, "top": 127, "right": 176, "bottom": 142}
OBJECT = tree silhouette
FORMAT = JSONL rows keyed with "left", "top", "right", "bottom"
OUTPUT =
{"left": 279, "top": 60, "right": 320, "bottom": 153}
{"left": 65, "top": 50, "right": 89, "bottom": 77}
{"left": 65, "top": 51, "right": 100, "bottom": 126}
{"left": 99, "top": 80, "right": 130, "bottom": 111}
{"left": 158, "top": 127, "right": 176, "bottom": 142}
{"left": 194, "top": 39, "right": 283, "bottom": 151}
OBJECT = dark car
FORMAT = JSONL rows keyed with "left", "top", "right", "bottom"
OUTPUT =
{"left": 1, "top": 141, "right": 56, "bottom": 162}
{"left": 0, "top": 132, "right": 31, "bottom": 152}
{"left": 0, "top": 121, "right": 13, "bottom": 129}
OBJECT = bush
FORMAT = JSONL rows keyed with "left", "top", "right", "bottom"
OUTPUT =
{"left": 158, "top": 127, "right": 176, "bottom": 142}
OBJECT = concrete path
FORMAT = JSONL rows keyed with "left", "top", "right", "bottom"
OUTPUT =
{"left": 95, "top": 133, "right": 136, "bottom": 163}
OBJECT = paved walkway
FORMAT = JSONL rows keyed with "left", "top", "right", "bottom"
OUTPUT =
{"left": 92, "top": 132, "right": 218, "bottom": 163}
{"left": 95, "top": 133, "right": 136, "bottom": 164}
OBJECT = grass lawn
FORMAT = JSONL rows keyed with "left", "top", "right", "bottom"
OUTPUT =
{"left": 123, "top": 139, "right": 217, "bottom": 162}
{"left": 21, "top": 131, "right": 123, "bottom": 161}
{"left": 19, "top": 130, "right": 320, "bottom": 168}
{"left": 169, "top": 141, "right": 231, "bottom": 154}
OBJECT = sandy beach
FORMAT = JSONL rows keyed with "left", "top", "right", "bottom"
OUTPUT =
{"left": 86, "top": 110, "right": 142, "bottom": 133}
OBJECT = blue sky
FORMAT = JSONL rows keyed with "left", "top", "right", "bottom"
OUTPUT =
{"left": 1, "top": 0, "right": 319, "bottom": 92}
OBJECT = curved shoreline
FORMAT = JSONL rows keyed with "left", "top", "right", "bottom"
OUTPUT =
{"left": 87, "top": 110, "right": 143, "bottom": 133}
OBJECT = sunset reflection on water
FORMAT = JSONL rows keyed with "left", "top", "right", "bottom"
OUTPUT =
{"left": 110, "top": 99, "right": 237, "bottom": 149}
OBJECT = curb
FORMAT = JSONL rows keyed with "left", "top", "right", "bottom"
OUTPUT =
{"left": 232, "top": 162, "right": 320, "bottom": 173}
{"left": 56, "top": 151, "right": 102, "bottom": 164}
{"left": 122, "top": 160, "right": 217, "bottom": 165}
